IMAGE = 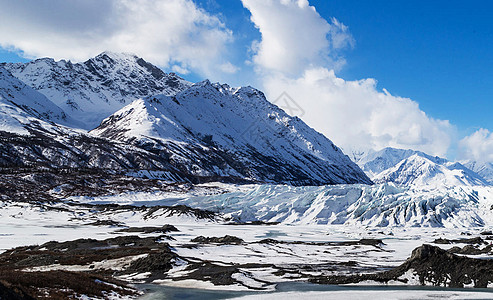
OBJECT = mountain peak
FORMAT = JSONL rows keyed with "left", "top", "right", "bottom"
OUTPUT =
{"left": 4, "top": 52, "right": 192, "bottom": 129}
{"left": 353, "top": 147, "right": 448, "bottom": 178}
{"left": 373, "top": 152, "right": 489, "bottom": 188}
{"left": 91, "top": 79, "right": 372, "bottom": 185}
{"left": 94, "top": 51, "right": 138, "bottom": 61}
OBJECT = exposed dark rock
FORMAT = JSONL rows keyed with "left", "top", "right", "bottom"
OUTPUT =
{"left": 182, "top": 263, "right": 237, "bottom": 286}
{"left": 117, "top": 224, "right": 179, "bottom": 234}
{"left": 178, "top": 261, "right": 276, "bottom": 289}
{"left": 400, "top": 244, "right": 493, "bottom": 287}
{"left": 191, "top": 235, "right": 244, "bottom": 245}
{"left": 447, "top": 244, "right": 493, "bottom": 255}
{"left": 86, "top": 219, "right": 124, "bottom": 227}
{"left": 433, "top": 237, "right": 485, "bottom": 245}
{"left": 0, "top": 280, "right": 36, "bottom": 300}
{"left": 310, "top": 244, "right": 493, "bottom": 288}
{"left": 0, "top": 270, "right": 136, "bottom": 300}
{"left": 2, "top": 235, "right": 170, "bottom": 269}
{"left": 353, "top": 239, "right": 385, "bottom": 247}
{"left": 0, "top": 235, "right": 181, "bottom": 298}
{"left": 256, "top": 238, "right": 385, "bottom": 248}
{"left": 123, "top": 249, "right": 177, "bottom": 277}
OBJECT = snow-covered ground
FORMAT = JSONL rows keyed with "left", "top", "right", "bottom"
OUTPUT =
{"left": 2, "top": 200, "right": 489, "bottom": 288}
{"left": 2, "top": 182, "right": 493, "bottom": 297}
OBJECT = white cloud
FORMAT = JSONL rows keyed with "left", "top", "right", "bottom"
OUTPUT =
{"left": 0, "top": 0, "right": 235, "bottom": 77}
{"left": 219, "top": 62, "right": 240, "bottom": 74}
{"left": 242, "top": 0, "right": 455, "bottom": 157}
{"left": 459, "top": 129, "right": 493, "bottom": 163}
{"left": 241, "top": 0, "right": 353, "bottom": 76}
{"left": 171, "top": 64, "right": 191, "bottom": 75}
{"left": 264, "top": 68, "right": 454, "bottom": 157}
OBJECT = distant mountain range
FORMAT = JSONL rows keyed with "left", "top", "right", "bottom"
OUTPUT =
{"left": 350, "top": 147, "right": 491, "bottom": 188}
{"left": 462, "top": 160, "right": 493, "bottom": 185}
{"left": 0, "top": 52, "right": 370, "bottom": 185}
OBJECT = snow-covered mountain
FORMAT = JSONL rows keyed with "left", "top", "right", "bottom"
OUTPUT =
{"left": 373, "top": 154, "right": 489, "bottom": 187}
{"left": 352, "top": 147, "right": 447, "bottom": 178}
{"left": 350, "top": 147, "right": 490, "bottom": 188}
{"left": 0, "top": 53, "right": 371, "bottom": 185}
{"left": 2, "top": 52, "right": 191, "bottom": 129}
{"left": 0, "top": 65, "right": 182, "bottom": 171}
{"left": 463, "top": 161, "right": 493, "bottom": 185}
{"left": 0, "top": 66, "right": 82, "bottom": 132}
{"left": 92, "top": 80, "right": 372, "bottom": 185}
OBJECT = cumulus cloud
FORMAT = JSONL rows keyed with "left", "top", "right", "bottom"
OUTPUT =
{"left": 219, "top": 62, "right": 240, "bottom": 74}
{"left": 242, "top": 0, "right": 454, "bottom": 157}
{"left": 459, "top": 129, "right": 493, "bottom": 162}
{"left": 264, "top": 68, "right": 453, "bottom": 156}
{"left": 241, "top": 0, "right": 353, "bottom": 76}
{"left": 0, "top": 0, "right": 235, "bottom": 77}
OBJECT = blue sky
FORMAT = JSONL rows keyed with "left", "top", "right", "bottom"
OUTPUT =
{"left": 0, "top": 0, "right": 492, "bottom": 161}
{"left": 316, "top": 0, "right": 493, "bottom": 136}
{"left": 193, "top": 0, "right": 493, "bottom": 134}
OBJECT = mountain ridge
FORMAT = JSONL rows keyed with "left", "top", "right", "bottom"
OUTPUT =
{"left": 350, "top": 147, "right": 491, "bottom": 188}
{"left": 2, "top": 52, "right": 191, "bottom": 129}
{"left": 373, "top": 153, "right": 490, "bottom": 187}
{"left": 0, "top": 52, "right": 371, "bottom": 186}
{"left": 91, "top": 79, "right": 372, "bottom": 185}
{"left": 462, "top": 160, "right": 493, "bottom": 184}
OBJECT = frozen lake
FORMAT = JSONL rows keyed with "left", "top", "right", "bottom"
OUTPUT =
{"left": 139, "top": 282, "right": 493, "bottom": 299}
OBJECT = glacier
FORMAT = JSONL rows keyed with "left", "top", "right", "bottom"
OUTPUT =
{"left": 70, "top": 182, "right": 493, "bottom": 228}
